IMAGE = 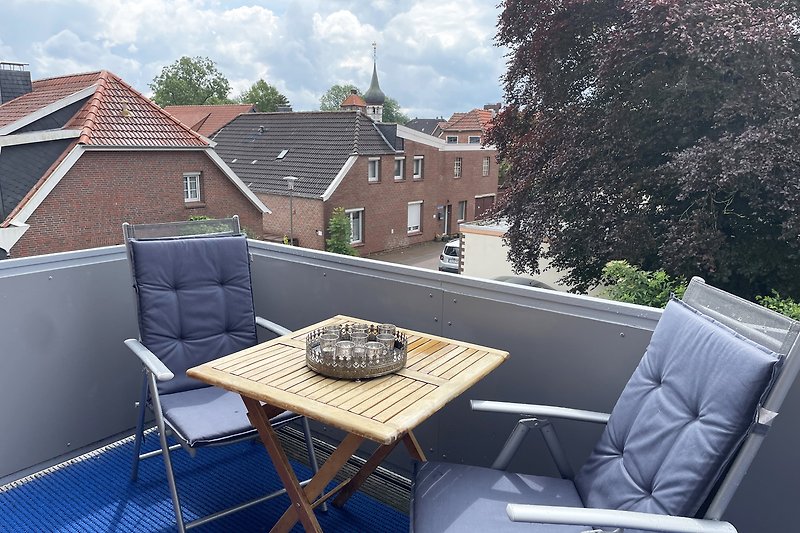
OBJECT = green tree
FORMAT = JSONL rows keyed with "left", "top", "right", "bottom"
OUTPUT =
{"left": 236, "top": 79, "right": 289, "bottom": 112}
{"left": 150, "top": 56, "right": 232, "bottom": 107}
{"left": 319, "top": 85, "right": 409, "bottom": 124}
{"left": 490, "top": 0, "right": 800, "bottom": 299}
{"left": 326, "top": 207, "right": 357, "bottom": 256}
{"left": 319, "top": 84, "right": 360, "bottom": 111}
{"left": 382, "top": 96, "right": 409, "bottom": 125}
{"left": 601, "top": 261, "right": 687, "bottom": 309}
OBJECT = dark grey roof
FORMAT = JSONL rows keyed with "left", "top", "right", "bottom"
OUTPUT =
{"left": 405, "top": 118, "right": 442, "bottom": 136}
{"left": 0, "top": 138, "right": 73, "bottom": 220}
{"left": 363, "top": 63, "right": 386, "bottom": 105}
{"left": 211, "top": 111, "right": 395, "bottom": 198}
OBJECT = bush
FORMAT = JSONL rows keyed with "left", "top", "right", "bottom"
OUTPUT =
{"left": 326, "top": 207, "right": 357, "bottom": 256}
{"left": 601, "top": 260, "right": 687, "bottom": 309}
{"left": 756, "top": 291, "right": 800, "bottom": 321}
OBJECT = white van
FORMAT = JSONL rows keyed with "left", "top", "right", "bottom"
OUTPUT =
{"left": 438, "top": 239, "right": 460, "bottom": 273}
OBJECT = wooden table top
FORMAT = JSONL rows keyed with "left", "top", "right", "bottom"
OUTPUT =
{"left": 187, "top": 315, "right": 509, "bottom": 444}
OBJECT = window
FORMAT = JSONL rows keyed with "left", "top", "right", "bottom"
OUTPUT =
{"left": 446, "top": 136, "right": 458, "bottom": 144}
{"left": 394, "top": 157, "right": 405, "bottom": 180}
{"left": 346, "top": 208, "right": 364, "bottom": 244}
{"left": 413, "top": 156, "right": 424, "bottom": 179}
{"left": 183, "top": 172, "right": 200, "bottom": 202}
{"left": 454, "top": 157, "right": 462, "bottom": 178}
{"left": 458, "top": 200, "right": 467, "bottom": 221}
{"left": 468, "top": 136, "right": 481, "bottom": 144}
{"left": 407, "top": 201, "right": 422, "bottom": 233}
{"left": 368, "top": 158, "right": 380, "bottom": 182}
{"left": 482, "top": 156, "right": 490, "bottom": 176}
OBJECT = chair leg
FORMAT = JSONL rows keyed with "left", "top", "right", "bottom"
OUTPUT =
{"left": 130, "top": 370, "right": 149, "bottom": 482}
{"left": 301, "top": 416, "right": 326, "bottom": 512}
{"left": 148, "top": 374, "right": 187, "bottom": 533}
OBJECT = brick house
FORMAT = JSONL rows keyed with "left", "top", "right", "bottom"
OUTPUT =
{"left": 0, "top": 64, "right": 268, "bottom": 258}
{"left": 210, "top": 110, "right": 499, "bottom": 255}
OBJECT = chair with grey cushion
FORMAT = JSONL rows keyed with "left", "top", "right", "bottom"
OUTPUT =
{"left": 411, "top": 277, "right": 800, "bottom": 533}
{"left": 123, "top": 216, "right": 321, "bottom": 533}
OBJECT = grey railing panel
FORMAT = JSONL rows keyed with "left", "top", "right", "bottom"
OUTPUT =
{"left": 0, "top": 241, "right": 797, "bottom": 532}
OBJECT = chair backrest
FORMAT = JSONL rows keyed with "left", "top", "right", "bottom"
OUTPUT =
{"left": 574, "top": 277, "right": 799, "bottom": 524}
{"left": 123, "top": 217, "right": 258, "bottom": 395}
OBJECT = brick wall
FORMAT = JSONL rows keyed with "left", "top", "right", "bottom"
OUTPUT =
{"left": 12, "top": 150, "right": 265, "bottom": 257}
{"left": 326, "top": 139, "right": 499, "bottom": 256}
{"left": 258, "top": 193, "right": 325, "bottom": 249}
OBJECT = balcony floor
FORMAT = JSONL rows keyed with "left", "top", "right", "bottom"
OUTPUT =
{"left": 0, "top": 430, "right": 409, "bottom": 532}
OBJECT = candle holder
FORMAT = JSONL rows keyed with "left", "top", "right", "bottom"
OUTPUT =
{"left": 306, "top": 321, "right": 407, "bottom": 379}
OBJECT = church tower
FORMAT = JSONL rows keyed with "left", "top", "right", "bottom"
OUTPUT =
{"left": 363, "top": 42, "right": 386, "bottom": 123}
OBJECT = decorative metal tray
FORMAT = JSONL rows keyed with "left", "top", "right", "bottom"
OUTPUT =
{"left": 306, "top": 322, "right": 407, "bottom": 379}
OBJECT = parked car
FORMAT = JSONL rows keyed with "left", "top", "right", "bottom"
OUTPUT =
{"left": 492, "top": 275, "right": 555, "bottom": 290}
{"left": 438, "top": 239, "right": 460, "bottom": 273}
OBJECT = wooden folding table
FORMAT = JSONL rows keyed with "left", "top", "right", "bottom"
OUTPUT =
{"left": 187, "top": 315, "right": 508, "bottom": 532}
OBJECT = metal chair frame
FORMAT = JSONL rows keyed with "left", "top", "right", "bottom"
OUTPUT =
{"left": 122, "top": 216, "right": 322, "bottom": 532}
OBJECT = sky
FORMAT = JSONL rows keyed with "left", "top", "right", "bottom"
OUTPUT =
{"left": 0, "top": 0, "right": 508, "bottom": 119}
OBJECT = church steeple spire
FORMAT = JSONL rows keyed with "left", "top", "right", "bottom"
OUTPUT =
{"left": 363, "top": 41, "right": 386, "bottom": 122}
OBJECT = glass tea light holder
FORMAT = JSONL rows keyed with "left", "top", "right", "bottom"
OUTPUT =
{"left": 306, "top": 321, "right": 407, "bottom": 379}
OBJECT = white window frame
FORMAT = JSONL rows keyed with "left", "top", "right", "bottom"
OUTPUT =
{"left": 482, "top": 156, "right": 490, "bottom": 176}
{"left": 446, "top": 135, "right": 458, "bottom": 144}
{"left": 394, "top": 157, "right": 405, "bottom": 180}
{"left": 407, "top": 201, "right": 422, "bottom": 234}
{"left": 458, "top": 200, "right": 467, "bottom": 222}
{"left": 413, "top": 156, "right": 424, "bottom": 180}
{"left": 454, "top": 157, "right": 462, "bottom": 178}
{"left": 183, "top": 172, "right": 200, "bottom": 203}
{"left": 345, "top": 208, "right": 364, "bottom": 244}
{"left": 368, "top": 157, "right": 381, "bottom": 182}
{"left": 468, "top": 136, "right": 481, "bottom": 144}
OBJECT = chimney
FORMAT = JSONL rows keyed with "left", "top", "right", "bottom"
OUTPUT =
{"left": 276, "top": 105, "right": 293, "bottom": 113}
{"left": 0, "top": 62, "right": 33, "bottom": 104}
{"left": 484, "top": 102, "right": 501, "bottom": 117}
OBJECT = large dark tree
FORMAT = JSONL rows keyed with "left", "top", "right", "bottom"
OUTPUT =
{"left": 490, "top": 0, "right": 800, "bottom": 298}
{"left": 150, "top": 56, "right": 232, "bottom": 107}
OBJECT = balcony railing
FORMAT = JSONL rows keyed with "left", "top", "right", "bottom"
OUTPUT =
{"left": 0, "top": 240, "right": 796, "bottom": 532}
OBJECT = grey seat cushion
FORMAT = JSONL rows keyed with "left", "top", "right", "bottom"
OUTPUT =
{"left": 160, "top": 386, "right": 299, "bottom": 447}
{"left": 411, "top": 461, "right": 588, "bottom": 532}
{"left": 575, "top": 299, "right": 780, "bottom": 525}
{"left": 130, "top": 234, "right": 258, "bottom": 395}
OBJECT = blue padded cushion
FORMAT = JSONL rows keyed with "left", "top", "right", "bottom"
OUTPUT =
{"left": 411, "top": 461, "right": 588, "bottom": 532}
{"left": 130, "top": 235, "right": 258, "bottom": 395}
{"left": 575, "top": 299, "right": 779, "bottom": 524}
{"left": 160, "top": 387, "right": 300, "bottom": 446}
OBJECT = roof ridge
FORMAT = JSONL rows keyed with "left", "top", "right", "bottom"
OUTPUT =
{"left": 352, "top": 111, "right": 360, "bottom": 154}
{"left": 32, "top": 70, "right": 103, "bottom": 84}
{"left": 76, "top": 71, "right": 108, "bottom": 144}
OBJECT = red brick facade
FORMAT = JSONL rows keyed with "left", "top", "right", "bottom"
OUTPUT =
{"left": 258, "top": 194, "right": 326, "bottom": 249}
{"left": 12, "top": 150, "right": 265, "bottom": 258}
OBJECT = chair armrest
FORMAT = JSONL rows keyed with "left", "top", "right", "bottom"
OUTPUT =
{"left": 255, "top": 316, "right": 292, "bottom": 337}
{"left": 505, "top": 504, "right": 738, "bottom": 533}
{"left": 124, "top": 339, "right": 174, "bottom": 382}
{"left": 471, "top": 400, "right": 610, "bottom": 425}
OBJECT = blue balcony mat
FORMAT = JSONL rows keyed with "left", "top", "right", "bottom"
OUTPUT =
{"left": 0, "top": 435, "right": 409, "bottom": 532}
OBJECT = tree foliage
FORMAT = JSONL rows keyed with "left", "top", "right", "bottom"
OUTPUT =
{"left": 150, "top": 56, "right": 232, "bottom": 107}
{"left": 320, "top": 84, "right": 360, "bottom": 111}
{"left": 237, "top": 79, "right": 289, "bottom": 112}
{"left": 319, "top": 84, "right": 409, "bottom": 123}
{"left": 326, "top": 207, "right": 358, "bottom": 256}
{"left": 601, "top": 260, "right": 687, "bottom": 309}
{"left": 490, "top": 0, "right": 800, "bottom": 299}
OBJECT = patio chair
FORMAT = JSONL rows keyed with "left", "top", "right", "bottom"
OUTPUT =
{"left": 411, "top": 277, "right": 800, "bottom": 533}
{"left": 122, "top": 216, "right": 321, "bottom": 532}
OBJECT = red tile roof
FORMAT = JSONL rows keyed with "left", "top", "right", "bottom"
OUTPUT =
{"left": 440, "top": 109, "right": 494, "bottom": 133}
{"left": 164, "top": 104, "right": 256, "bottom": 137}
{"left": 341, "top": 93, "right": 366, "bottom": 108}
{"left": 0, "top": 70, "right": 209, "bottom": 147}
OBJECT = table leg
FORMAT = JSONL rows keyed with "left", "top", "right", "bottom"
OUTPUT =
{"left": 271, "top": 431, "right": 364, "bottom": 532}
{"left": 332, "top": 430, "right": 427, "bottom": 508}
{"left": 243, "top": 396, "right": 322, "bottom": 532}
